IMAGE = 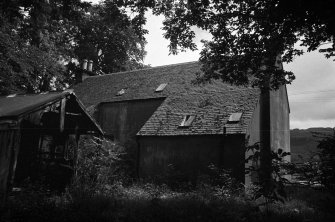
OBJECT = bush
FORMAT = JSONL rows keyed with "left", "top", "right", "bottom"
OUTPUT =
{"left": 7, "top": 136, "right": 335, "bottom": 222}
{"left": 70, "top": 136, "right": 129, "bottom": 196}
{"left": 7, "top": 180, "right": 335, "bottom": 222}
{"left": 317, "top": 134, "right": 335, "bottom": 191}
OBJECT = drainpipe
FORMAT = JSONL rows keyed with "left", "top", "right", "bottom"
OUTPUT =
{"left": 136, "top": 136, "right": 141, "bottom": 179}
{"left": 221, "top": 125, "right": 227, "bottom": 168}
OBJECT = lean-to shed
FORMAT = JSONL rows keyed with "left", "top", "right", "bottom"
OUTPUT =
{"left": 0, "top": 90, "right": 103, "bottom": 208}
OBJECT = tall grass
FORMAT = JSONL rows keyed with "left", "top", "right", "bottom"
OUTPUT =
{"left": 7, "top": 182, "right": 335, "bottom": 222}
{"left": 6, "top": 137, "right": 335, "bottom": 222}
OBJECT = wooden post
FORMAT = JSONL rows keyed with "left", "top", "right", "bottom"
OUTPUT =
{"left": 60, "top": 98, "right": 66, "bottom": 133}
{"left": 73, "top": 124, "right": 80, "bottom": 176}
{"left": 0, "top": 120, "right": 21, "bottom": 218}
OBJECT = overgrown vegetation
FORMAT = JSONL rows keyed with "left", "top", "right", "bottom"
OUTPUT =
{"left": 284, "top": 130, "right": 335, "bottom": 191}
{"left": 316, "top": 132, "right": 335, "bottom": 191}
{"left": 7, "top": 180, "right": 335, "bottom": 222}
{"left": 5, "top": 137, "right": 335, "bottom": 222}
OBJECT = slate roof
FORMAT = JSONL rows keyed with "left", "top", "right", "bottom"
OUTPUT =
{"left": 73, "top": 61, "right": 260, "bottom": 136}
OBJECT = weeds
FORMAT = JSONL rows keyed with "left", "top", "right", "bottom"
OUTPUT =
{"left": 8, "top": 181, "right": 335, "bottom": 222}
{"left": 6, "top": 137, "right": 335, "bottom": 222}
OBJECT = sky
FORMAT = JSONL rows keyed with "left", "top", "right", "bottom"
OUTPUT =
{"left": 89, "top": 1, "right": 335, "bottom": 129}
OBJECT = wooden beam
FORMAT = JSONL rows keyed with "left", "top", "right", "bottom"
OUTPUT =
{"left": 60, "top": 98, "right": 66, "bottom": 133}
{"left": 65, "top": 112, "right": 82, "bottom": 116}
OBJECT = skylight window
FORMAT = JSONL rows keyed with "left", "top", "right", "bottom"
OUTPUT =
{"left": 155, "top": 83, "right": 168, "bottom": 92}
{"left": 179, "top": 115, "right": 195, "bottom": 127}
{"left": 116, "top": 89, "right": 125, "bottom": 96}
{"left": 228, "top": 112, "right": 242, "bottom": 123}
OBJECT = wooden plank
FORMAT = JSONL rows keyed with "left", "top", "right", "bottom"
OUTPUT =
{"left": 6, "top": 127, "right": 21, "bottom": 197}
{"left": 0, "top": 127, "right": 18, "bottom": 211}
{"left": 60, "top": 98, "right": 66, "bottom": 133}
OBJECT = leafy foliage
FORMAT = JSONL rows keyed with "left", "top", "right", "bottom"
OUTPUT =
{"left": 72, "top": 2, "right": 147, "bottom": 74}
{"left": 6, "top": 135, "right": 335, "bottom": 222}
{"left": 317, "top": 132, "right": 335, "bottom": 191}
{"left": 71, "top": 136, "right": 128, "bottom": 196}
{"left": 246, "top": 143, "right": 290, "bottom": 202}
{"left": 0, "top": 0, "right": 148, "bottom": 95}
{"left": 7, "top": 181, "right": 335, "bottom": 222}
{"left": 137, "top": 0, "right": 335, "bottom": 89}
{"left": 0, "top": 0, "right": 89, "bottom": 94}
{"left": 287, "top": 130, "right": 335, "bottom": 191}
{"left": 0, "top": 15, "right": 65, "bottom": 94}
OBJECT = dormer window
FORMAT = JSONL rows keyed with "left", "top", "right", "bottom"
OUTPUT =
{"left": 179, "top": 115, "right": 195, "bottom": 127}
{"left": 228, "top": 112, "right": 242, "bottom": 123}
{"left": 155, "top": 83, "right": 168, "bottom": 92}
{"left": 116, "top": 89, "right": 125, "bottom": 96}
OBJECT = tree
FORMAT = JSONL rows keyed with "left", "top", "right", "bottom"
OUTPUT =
{"left": 72, "top": 2, "right": 147, "bottom": 74}
{"left": 0, "top": 15, "right": 65, "bottom": 94}
{"left": 124, "top": 0, "right": 335, "bottom": 194}
{"left": 0, "top": 0, "right": 89, "bottom": 94}
{"left": 139, "top": 0, "right": 334, "bottom": 89}
{"left": 0, "top": 0, "right": 149, "bottom": 95}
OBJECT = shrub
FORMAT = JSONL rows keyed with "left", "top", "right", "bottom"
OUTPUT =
{"left": 70, "top": 136, "right": 128, "bottom": 197}
{"left": 317, "top": 134, "right": 335, "bottom": 191}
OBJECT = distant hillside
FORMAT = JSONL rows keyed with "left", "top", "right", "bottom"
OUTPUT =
{"left": 290, "top": 127, "right": 333, "bottom": 163}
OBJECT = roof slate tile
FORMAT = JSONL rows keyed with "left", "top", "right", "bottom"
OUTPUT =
{"left": 73, "top": 62, "right": 259, "bottom": 136}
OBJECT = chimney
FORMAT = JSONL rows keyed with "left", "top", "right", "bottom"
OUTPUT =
{"left": 75, "top": 59, "right": 96, "bottom": 84}
{"left": 88, "top": 60, "right": 93, "bottom": 72}
{"left": 75, "top": 59, "right": 88, "bottom": 84}
{"left": 82, "top": 59, "right": 88, "bottom": 70}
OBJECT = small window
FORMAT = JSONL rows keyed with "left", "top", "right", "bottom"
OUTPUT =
{"left": 179, "top": 115, "right": 195, "bottom": 127}
{"left": 116, "top": 88, "right": 125, "bottom": 96}
{"left": 155, "top": 83, "right": 168, "bottom": 92}
{"left": 228, "top": 112, "right": 242, "bottom": 123}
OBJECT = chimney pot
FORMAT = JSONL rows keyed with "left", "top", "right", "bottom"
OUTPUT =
{"left": 82, "top": 59, "right": 88, "bottom": 70}
{"left": 88, "top": 60, "right": 93, "bottom": 72}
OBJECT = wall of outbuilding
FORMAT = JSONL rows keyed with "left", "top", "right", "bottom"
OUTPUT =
{"left": 138, "top": 134, "right": 246, "bottom": 183}
{"left": 98, "top": 98, "right": 165, "bottom": 151}
{"left": 0, "top": 121, "right": 20, "bottom": 209}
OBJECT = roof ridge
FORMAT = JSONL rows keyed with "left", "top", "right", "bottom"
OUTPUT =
{"left": 184, "top": 88, "right": 259, "bottom": 95}
{"left": 86, "top": 61, "right": 199, "bottom": 79}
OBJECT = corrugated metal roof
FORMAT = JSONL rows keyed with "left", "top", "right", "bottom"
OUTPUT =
{"left": 0, "top": 91, "right": 70, "bottom": 118}
{"left": 73, "top": 61, "right": 260, "bottom": 136}
{"left": 0, "top": 91, "right": 103, "bottom": 135}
